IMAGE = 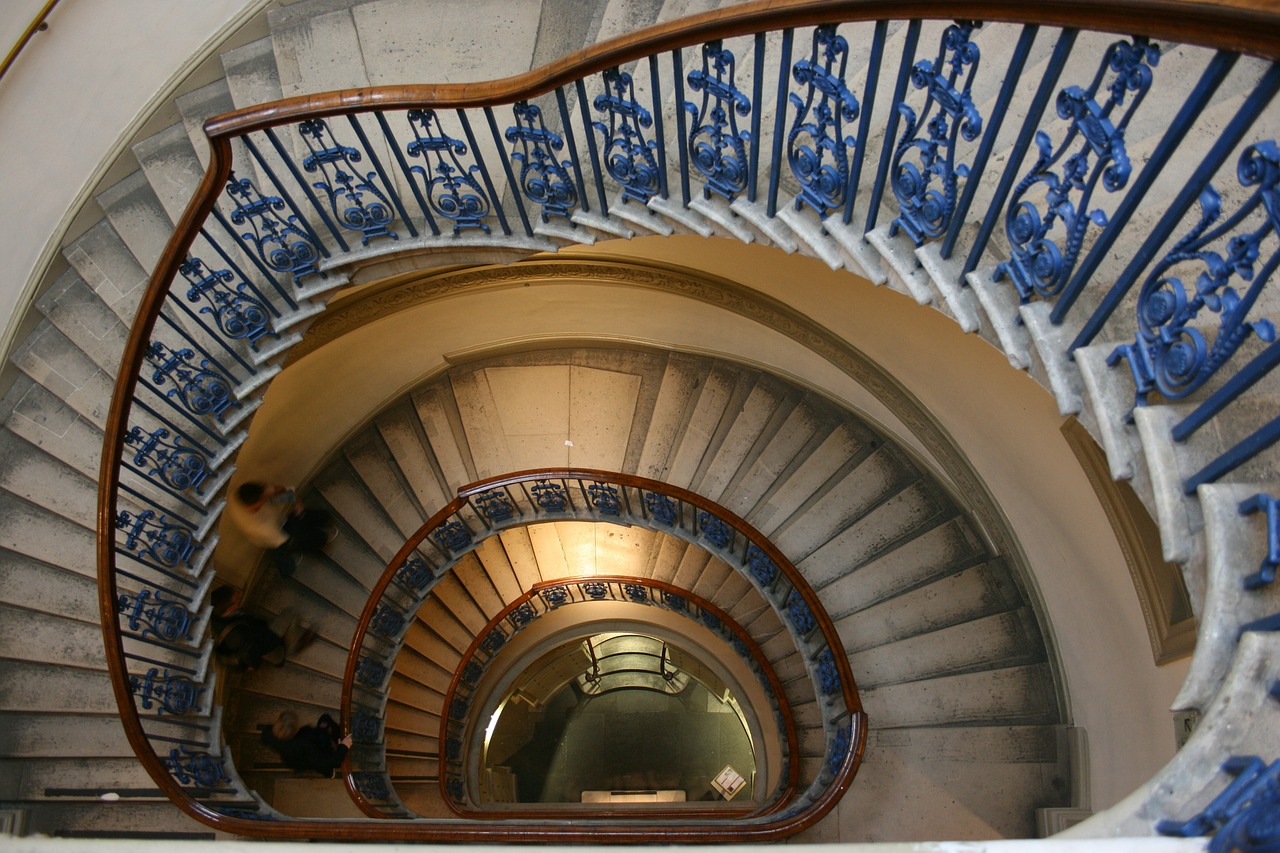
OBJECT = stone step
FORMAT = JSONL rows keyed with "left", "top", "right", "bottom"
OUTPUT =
{"left": 0, "top": 494, "right": 96, "bottom": 578}
{"left": 0, "top": 756, "right": 162, "bottom": 801}
{"left": 61, "top": 219, "right": 150, "bottom": 326}
{"left": 34, "top": 269, "right": 129, "bottom": 378}
{"left": 861, "top": 662, "right": 1059, "bottom": 729}
{"left": 0, "top": 660, "right": 117, "bottom": 715}
{"left": 0, "top": 712, "right": 135, "bottom": 759}
{"left": 2, "top": 377, "right": 103, "bottom": 480}
{"left": 17, "top": 800, "right": 215, "bottom": 837}
{"left": 10, "top": 321, "right": 114, "bottom": 431}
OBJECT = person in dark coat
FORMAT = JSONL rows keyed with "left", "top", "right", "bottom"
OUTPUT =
{"left": 261, "top": 711, "right": 353, "bottom": 778}
{"left": 211, "top": 586, "right": 314, "bottom": 671}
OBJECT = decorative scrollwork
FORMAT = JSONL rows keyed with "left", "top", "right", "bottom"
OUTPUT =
{"left": 481, "top": 629, "right": 506, "bottom": 655}
{"left": 124, "top": 426, "right": 211, "bottom": 495}
{"left": 509, "top": 603, "right": 536, "bottom": 626}
{"left": 432, "top": 519, "right": 473, "bottom": 553}
{"left": 996, "top": 36, "right": 1160, "bottom": 302}
{"left": 355, "top": 655, "right": 388, "bottom": 688}
{"left": 396, "top": 557, "right": 433, "bottom": 591}
{"left": 1109, "top": 141, "right": 1279, "bottom": 410}
{"left": 117, "top": 588, "right": 194, "bottom": 644}
{"left": 592, "top": 67, "right": 660, "bottom": 204}
{"left": 541, "top": 586, "right": 569, "bottom": 608}
{"left": 644, "top": 491, "right": 678, "bottom": 525}
{"left": 788, "top": 590, "right": 816, "bottom": 635}
{"left": 179, "top": 256, "right": 273, "bottom": 349}
{"left": 787, "top": 24, "right": 861, "bottom": 217}
{"left": 889, "top": 21, "right": 983, "bottom": 246}
{"left": 700, "top": 609, "right": 722, "bottom": 632}
{"left": 351, "top": 709, "right": 382, "bottom": 743}
{"left": 474, "top": 488, "right": 516, "bottom": 523}
{"left": 164, "top": 747, "right": 229, "bottom": 788}
{"left": 446, "top": 776, "right": 465, "bottom": 802}
{"left": 353, "top": 771, "right": 391, "bottom": 801}
{"left": 446, "top": 737, "right": 462, "bottom": 760}
{"left": 449, "top": 695, "right": 470, "bottom": 721}
{"left": 226, "top": 174, "right": 320, "bottom": 282}
{"left": 369, "top": 604, "right": 406, "bottom": 638}
{"left": 582, "top": 581, "right": 608, "bottom": 599}
{"left": 828, "top": 725, "right": 851, "bottom": 776}
{"left": 506, "top": 101, "right": 577, "bottom": 222}
{"left": 685, "top": 40, "right": 752, "bottom": 202}
{"left": 406, "top": 109, "right": 491, "bottom": 234}
{"left": 461, "top": 661, "right": 483, "bottom": 685}
{"left": 698, "top": 511, "right": 732, "bottom": 548}
{"left": 661, "top": 590, "right": 688, "bottom": 612}
{"left": 1157, "top": 756, "right": 1280, "bottom": 853}
{"left": 116, "top": 509, "right": 198, "bottom": 570}
{"left": 145, "top": 341, "right": 237, "bottom": 422}
{"left": 816, "top": 648, "right": 841, "bottom": 696}
{"left": 586, "top": 483, "right": 621, "bottom": 515}
{"left": 531, "top": 480, "right": 568, "bottom": 511}
{"left": 298, "top": 118, "right": 397, "bottom": 246}
{"left": 624, "top": 583, "right": 648, "bottom": 603}
{"left": 129, "top": 667, "right": 203, "bottom": 715}
{"left": 745, "top": 543, "right": 777, "bottom": 585}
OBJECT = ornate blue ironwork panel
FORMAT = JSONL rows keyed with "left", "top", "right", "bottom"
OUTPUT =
{"left": 506, "top": 101, "right": 578, "bottom": 222}
{"left": 996, "top": 37, "right": 1160, "bottom": 302}
{"left": 1157, "top": 756, "right": 1280, "bottom": 853}
{"left": 531, "top": 480, "right": 568, "bottom": 511}
{"left": 432, "top": 519, "right": 473, "bottom": 553}
{"left": 698, "top": 511, "right": 732, "bottom": 549}
{"left": 889, "top": 22, "right": 983, "bottom": 246}
{"left": 369, "top": 604, "right": 406, "bottom": 638}
{"left": 644, "top": 491, "right": 678, "bottom": 525}
{"left": 481, "top": 628, "right": 507, "bottom": 655}
{"left": 788, "top": 590, "right": 816, "bottom": 635}
{"left": 449, "top": 694, "right": 470, "bottom": 721}
{"left": 446, "top": 777, "right": 465, "bottom": 802}
{"left": 216, "top": 808, "right": 276, "bottom": 821}
{"left": 541, "top": 585, "right": 569, "bottom": 608}
{"left": 661, "top": 590, "right": 688, "bottom": 612}
{"left": 685, "top": 40, "right": 752, "bottom": 202}
{"left": 298, "top": 118, "right": 397, "bottom": 245}
{"left": 226, "top": 175, "right": 320, "bottom": 281}
{"left": 816, "top": 647, "right": 841, "bottom": 696}
{"left": 592, "top": 67, "right": 660, "bottom": 203}
{"left": 1240, "top": 493, "right": 1280, "bottom": 590}
{"left": 179, "top": 257, "right": 273, "bottom": 349}
{"left": 446, "top": 737, "right": 462, "bottom": 760}
{"left": 461, "top": 660, "right": 483, "bottom": 685}
{"left": 355, "top": 655, "right": 388, "bottom": 687}
{"left": 582, "top": 581, "right": 609, "bottom": 599}
{"left": 828, "top": 725, "right": 851, "bottom": 776}
{"left": 116, "top": 509, "right": 198, "bottom": 570}
{"left": 165, "top": 747, "right": 229, "bottom": 787}
{"left": 624, "top": 583, "right": 648, "bottom": 603}
{"left": 700, "top": 609, "right": 722, "bottom": 632}
{"left": 745, "top": 543, "right": 778, "bottom": 585}
{"left": 130, "top": 667, "right": 204, "bottom": 715}
{"left": 145, "top": 341, "right": 237, "bottom": 422}
{"left": 406, "top": 109, "right": 491, "bottom": 234}
{"left": 1109, "top": 142, "right": 1279, "bottom": 410}
{"left": 353, "top": 771, "right": 391, "bottom": 801}
{"left": 587, "top": 482, "right": 622, "bottom": 515}
{"left": 351, "top": 709, "right": 382, "bottom": 743}
{"left": 509, "top": 602, "right": 536, "bottom": 627}
{"left": 787, "top": 24, "right": 861, "bottom": 217}
{"left": 474, "top": 488, "right": 516, "bottom": 523}
{"left": 118, "top": 588, "right": 194, "bottom": 643}
{"left": 396, "top": 556, "right": 433, "bottom": 591}
{"left": 124, "top": 426, "right": 212, "bottom": 496}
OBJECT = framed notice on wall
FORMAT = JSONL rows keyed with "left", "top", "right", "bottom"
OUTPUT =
{"left": 710, "top": 765, "right": 747, "bottom": 800}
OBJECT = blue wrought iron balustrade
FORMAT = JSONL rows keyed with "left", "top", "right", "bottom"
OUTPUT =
{"left": 419, "top": 576, "right": 799, "bottom": 814}
{"left": 343, "top": 470, "right": 861, "bottom": 821}
{"left": 95, "top": 0, "right": 1280, "bottom": 840}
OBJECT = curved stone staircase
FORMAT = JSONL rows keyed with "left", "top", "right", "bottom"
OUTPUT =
{"left": 1, "top": 0, "right": 1278, "bottom": 845}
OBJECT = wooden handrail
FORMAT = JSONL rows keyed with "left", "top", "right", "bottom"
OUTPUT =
{"left": 203, "top": 0, "right": 1280, "bottom": 141}
{"left": 432, "top": 573, "right": 801, "bottom": 817}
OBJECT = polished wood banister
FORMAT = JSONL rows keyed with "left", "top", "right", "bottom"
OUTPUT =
{"left": 433, "top": 573, "right": 802, "bottom": 818}
{"left": 203, "top": 0, "right": 1280, "bottom": 140}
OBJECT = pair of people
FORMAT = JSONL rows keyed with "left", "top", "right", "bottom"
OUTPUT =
{"left": 261, "top": 711, "right": 353, "bottom": 778}
{"left": 211, "top": 586, "right": 315, "bottom": 671}
{"left": 225, "top": 481, "right": 333, "bottom": 577}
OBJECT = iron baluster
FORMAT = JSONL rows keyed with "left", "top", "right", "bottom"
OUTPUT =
{"left": 505, "top": 101, "right": 577, "bottom": 223}
{"left": 405, "top": 109, "right": 492, "bottom": 235}
{"left": 431, "top": 518, "right": 473, "bottom": 553}
{"left": 766, "top": 27, "right": 795, "bottom": 217}
{"left": 117, "top": 588, "right": 195, "bottom": 643}
{"left": 164, "top": 747, "right": 230, "bottom": 788}
{"left": 225, "top": 172, "right": 322, "bottom": 282}
{"left": 459, "top": 109, "right": 513, "bottom": 236}
{"left": 698, "top": 511, "right": 732, "bottom": 549}
{"left": 123, "top": 425, "right": 212, "bottom": 498}
{"left": 685, "top": 40, "right": 753, "bottom": 203}
{"left": 647, "top": 52, "right": 670, "bottom": 200}
{"left": 473, "top": 487, "right": 516, "bottom": 525}
{"left": 889, "top": 21, "right": 983, "bottom": 246}
{"left": 259, "top": 127, "right": 348, "bottom": 250}
{"left": 1239, "top": 494, "right": 1280, "bottom": 590}
{"left": 586, "top": 482, "right": 621, "bottom": 515}
{"left": 351, "top": 709, "right": 382, "bottom": 743}
{"left": 1156, "top": 756, "right": 1280, "bottom": 852}
{"left": 198, "top": 223, "right": 293, "bottom": 311}
{"left": 353, "top": 771, "right": 391, "bottom": 801}
{"left": 178, "top": 256, "right": 274, "bottom": 351}
{"left": 369, "top": 604, "right": 406, "bottom": 638}
{"left": 592, "top": 66, "right": 660, "bottom": 204}
{"left": 129, "top": 667, "right": 204, "bottom": 715}
{"left": 555, "top": 86, "right": 593, "bottom": 215}
{"left": 643, "top": 490, "right": 678, "bottom": 525}
{"left": 395, "top": 556, "right": 433, "bottom": 591}
{"left": 144, "top": 341, "right": 238, "bottom": 423}
{"left": 995, "top": 36, "right": 1161, "bottom": 303}
{"left": 842, "top": 20, "right": 888, "bottom": 226}
{"left": 672, "top": 47, "right": 691, "bottom": 205}
{"left": 116, "top": 509, "right": 199, "bottom": 571}
{"left": 530, "top": 479, "right": 568, "bottom": 512}
{"left": 788, "top": 589, "right": 816, "bottom": 635}
{"left": 866, "top": 20, "right": 922, "bottom": 233}
{"left": 355, "top": 655, "right": 389, "bottom": 688}
{"left": 575, "top": 78, "right": 612, "bottom": 215}
{"left": 787, "top": 24, "right": 860, "bottom": 218}
{"left": 345, "top": 113, "right": 418, "bottom": 237}
{"left": 815, "top": 647, "right": 841, "bottom": 696}
{"left": 297, "top": 118, "right": 398, "bottom": 246}
{"left": 375, "top": 110, "right": 440, "bottom": 236}
{"left": 1109, "top": 142, "right": 1280, "bottom": 413}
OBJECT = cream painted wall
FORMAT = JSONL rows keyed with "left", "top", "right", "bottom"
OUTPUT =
{"left": 0, "top": 0, "right": 262, "bottom": 363}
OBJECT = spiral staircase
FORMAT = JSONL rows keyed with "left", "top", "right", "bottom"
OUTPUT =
{"left": 1, "top": 0, "right": 1279, "bottom": 847}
